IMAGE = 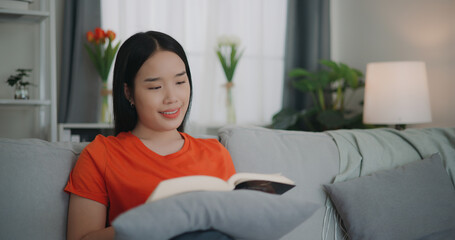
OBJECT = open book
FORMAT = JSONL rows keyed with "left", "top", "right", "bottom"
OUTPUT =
{"left": 146, "top": 172, "right": 296, "bottom": 203}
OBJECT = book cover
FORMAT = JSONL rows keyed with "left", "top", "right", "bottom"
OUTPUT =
{"left": 146, "top": 172, "right": 296, "bottom": 203}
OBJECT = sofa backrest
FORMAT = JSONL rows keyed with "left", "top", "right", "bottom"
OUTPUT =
{"left": 0, "top": 138, "right": 86, "bottom": 240}
{"left": 218, "top": 126, "right": 340, "bottom": 239}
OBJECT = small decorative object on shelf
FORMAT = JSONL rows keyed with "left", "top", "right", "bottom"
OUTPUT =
{"left": 84, "top": 27, "right": 121, "bottom": 123}
{"left": 6, "top": 68, "right": 33, "bottom": 100}
{"left": 216, "top": 35, "right": 244, "bottom": 124}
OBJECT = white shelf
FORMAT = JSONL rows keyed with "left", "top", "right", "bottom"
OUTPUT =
{"left": 0, "top": 0, "right": 57, "bottom": 141}
{"left": 0, "top": 99, "right": 51, "bottom": 106}
{"left": 0, "top": 9, "right": 49, "bottom": 22}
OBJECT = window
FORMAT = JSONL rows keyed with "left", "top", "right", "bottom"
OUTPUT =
{"left": 102, "top": 0, "right": 287, "bottom": 130}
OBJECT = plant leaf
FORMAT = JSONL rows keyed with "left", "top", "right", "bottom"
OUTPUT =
{"left": 84, "top": 44, "right": 103, "bottom": 77}
{"left": 320, "top": 59, "right": 339, "bottom": 72}
{"left": 217, "top": 50, "right": 231, "bottom": 82}
{"left": 292, "top": 79, "right": 314, "bottom": 92}
{"left": 289, "top": 68, "right": 310, "bottom": 78}
{"left": 271, "top": 109, "right": 299, "bottom": 129}
{"left": 316, "top": 110, "right": 346, "bottom": 129}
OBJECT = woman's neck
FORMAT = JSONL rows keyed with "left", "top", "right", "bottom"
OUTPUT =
{"left": 131, "top": 125, "right": 185, "bottom": 156}
{"left": 131, "top": 126, "right": 181, "bottom": 141}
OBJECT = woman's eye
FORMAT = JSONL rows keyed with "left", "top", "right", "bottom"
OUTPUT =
{"left": 148, "top": 86, "right": 161, "bottom": 90}
{"left": 177, "top": 81, "right": 186, "bottom": 85}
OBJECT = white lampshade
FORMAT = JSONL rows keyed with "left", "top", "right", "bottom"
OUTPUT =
{"left": 363, "top": 61, "right": 432, "bottom": 125}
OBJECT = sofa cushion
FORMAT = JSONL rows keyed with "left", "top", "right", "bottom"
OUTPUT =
{"left": 324, "top": 153, "right": 455, "bottom": 240}
{"left": 0, "top": 138, "right": 86, "bottom": 240}
{"left": 112, "top": 190, "right": 320, "bottom": 240}
{"left": 218, "top": 126, "right": 340, "bottom": 239}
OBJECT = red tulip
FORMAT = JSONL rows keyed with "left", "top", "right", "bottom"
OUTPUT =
{"left": 94, "top": 27, "right": 106, "bottom": 42}
{"left": 84, "top": 27, "right": 121, "bottom": 83}
{"left": 86, "top": 31, "right": 95, "bottom": 42}
{"left": 106, "top": 30, "right": 116, "bottom": 41}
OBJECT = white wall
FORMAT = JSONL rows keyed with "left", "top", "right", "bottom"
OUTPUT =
{"left": 331, "top": 0, "right": 455, "bottom": 128}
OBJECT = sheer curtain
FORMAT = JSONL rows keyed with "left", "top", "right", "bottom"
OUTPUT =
{"left": 101, "top": 0, "right": 287, "bottom": 132}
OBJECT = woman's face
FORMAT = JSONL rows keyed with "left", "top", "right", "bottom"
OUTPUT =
{"left": 129, "top": 50, "right": 190, "bottom": 133}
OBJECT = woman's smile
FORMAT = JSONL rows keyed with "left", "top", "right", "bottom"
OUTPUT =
{"left": 160, "top": 108, "right": 181, "bottom": 119}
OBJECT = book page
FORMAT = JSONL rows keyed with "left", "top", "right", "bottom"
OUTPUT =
{"left": 227, "top": 172, "right": 295, "bottom": 186}
{"left": 146, "top": 175, "right": 231, "bottom": 203}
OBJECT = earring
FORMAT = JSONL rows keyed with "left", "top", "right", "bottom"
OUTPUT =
{"left": 130, "top": 101, "right": 134, "bottom": 108}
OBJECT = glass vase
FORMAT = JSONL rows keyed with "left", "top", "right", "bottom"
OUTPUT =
{"left": 225, "top": 82, "right": 236, "bottom": 124}
{"left": 14, "top": 85, "right": 29, "bottom": 100}
{"left": 100, "top": 82, "right": 112, "bottom": 123}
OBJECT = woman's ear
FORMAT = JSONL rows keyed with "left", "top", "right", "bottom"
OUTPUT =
{"left": 124, "top": 83, "right": 134, "bottom": 105}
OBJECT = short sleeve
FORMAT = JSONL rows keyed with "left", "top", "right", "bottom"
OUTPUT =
{"left": 64, "top": 135, "right": 109, "bottom": 206}
{"left": 205, "top": 138, "right": 236, "bottom": 181}
{"left": 217, "top": 141, "right": 236, "bottom": 180}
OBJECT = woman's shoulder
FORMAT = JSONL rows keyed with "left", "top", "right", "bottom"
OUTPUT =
{"left": 78, "top": 132, "right": 135, "bottom": 167}
{"left": 84, "top": 132, "right": 133, "bottom": 152}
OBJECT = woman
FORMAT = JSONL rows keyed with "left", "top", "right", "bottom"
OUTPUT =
{"left": 65, "top": 31, "right": 236, "bottom": 240}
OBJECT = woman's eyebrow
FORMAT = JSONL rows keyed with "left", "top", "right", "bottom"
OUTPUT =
{"left": 175, "top": 71, "right": 186, "bottom": 77}
{"left": 143, "top": 71, "right": 185, "bottom": 81}
{"left": 144, "top": 77, "right": 160, "bottom": 82}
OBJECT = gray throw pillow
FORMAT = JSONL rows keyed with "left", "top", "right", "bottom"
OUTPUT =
{"left": 112, "top": 190, "right": 320, "bottom": 240}
{"left": 324, "top": 153, "right": 455, "bottom": 240}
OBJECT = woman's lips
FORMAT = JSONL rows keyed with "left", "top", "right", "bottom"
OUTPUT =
{"left": 160, "top": 108, "right": 180, "bottom": 119}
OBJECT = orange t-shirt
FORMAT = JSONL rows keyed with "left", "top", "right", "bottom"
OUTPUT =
{"left": 64, "top": 132, "right": 236, "bottom": 224}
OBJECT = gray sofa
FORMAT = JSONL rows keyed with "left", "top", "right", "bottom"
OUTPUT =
{"left": 1, "top": 126, "right": 455, "bottom": 239}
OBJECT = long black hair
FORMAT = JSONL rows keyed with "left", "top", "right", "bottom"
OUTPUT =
{"left": 112, "top": 31, "right": 193, "bottom": 135}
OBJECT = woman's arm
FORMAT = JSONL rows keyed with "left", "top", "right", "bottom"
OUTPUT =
{"left": 67, "top": 194, "right": 115, "bottom": 240}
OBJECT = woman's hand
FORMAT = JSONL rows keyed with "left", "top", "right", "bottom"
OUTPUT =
{"left": 67, "top": 194, "right": 114, "bottom": 240}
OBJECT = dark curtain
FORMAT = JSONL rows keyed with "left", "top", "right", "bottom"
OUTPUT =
{"left": 58, "top": 0, "right": 101, "bottom": 123}
{"left": 282, "top": 0, "right": 331, "bottom": 110}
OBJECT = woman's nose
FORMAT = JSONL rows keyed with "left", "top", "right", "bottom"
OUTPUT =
{"left": 163, "top": 87, "right": 178, "bottom": 104}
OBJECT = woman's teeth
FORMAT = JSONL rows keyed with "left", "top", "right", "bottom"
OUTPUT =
{"left": 162, "top": 109, "right": 179, "bottom": 115}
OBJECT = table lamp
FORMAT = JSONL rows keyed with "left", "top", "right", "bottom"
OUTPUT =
{"left": 363, "top": 61, "right": 432, "bottom": 130}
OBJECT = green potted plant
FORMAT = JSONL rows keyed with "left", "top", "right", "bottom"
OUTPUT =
{"left": 6, "top": 68, "right": 33, "bottom": 100}
{"left": 271, "top": 60, "right": 373, "bottom": 131}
